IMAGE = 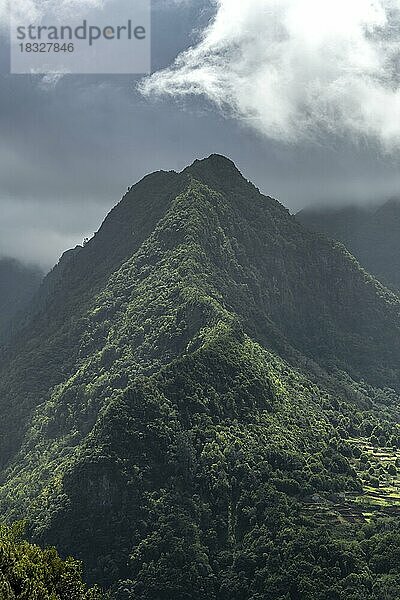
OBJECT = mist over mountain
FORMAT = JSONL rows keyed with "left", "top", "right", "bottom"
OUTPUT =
{"left": 0, "top": 257, "right": 43, "bottom": 339}
{"left": 297, "top": 199, "right": 400, "bottom": 291}
{"left": 1, "top": 156, "right": 400, "bottom": 599}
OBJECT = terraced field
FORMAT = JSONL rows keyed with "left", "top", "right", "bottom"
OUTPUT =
{"left": 302, "top": 437, "right": 400, "bottom": 524}
{"left": 347, "top": 437, "right": 400, "bottom": 518}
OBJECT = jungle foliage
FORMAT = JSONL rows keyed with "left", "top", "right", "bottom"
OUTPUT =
{"left": 0, "top": 155, "right": 400, "bottom": 599}
{"left": 0, "top": 522, "right": 102, "bottom": 599}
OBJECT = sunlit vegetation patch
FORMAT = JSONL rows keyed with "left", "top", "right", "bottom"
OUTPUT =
{"left": 0, "top": 522, "right": 103, "bottom": 599}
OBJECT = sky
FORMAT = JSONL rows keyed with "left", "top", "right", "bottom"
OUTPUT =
{"left": 1, "top": 0, "right": 400, "bottom": 269}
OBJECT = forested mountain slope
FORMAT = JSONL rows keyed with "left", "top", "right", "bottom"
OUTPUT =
{"left": 297, "top": 199, "right": 400, "bottom": 291}
{"left": 0, "top": 155, "right": 400, "bottom": 599}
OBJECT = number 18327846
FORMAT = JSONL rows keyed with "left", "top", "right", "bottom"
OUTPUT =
{"left": 19, "top": 43, "right": 75, "bottom": 53}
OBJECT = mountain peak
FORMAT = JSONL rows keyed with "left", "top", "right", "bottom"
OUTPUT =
{"left": 189, "top": 153, "right": 238, "bottom": 170}
{"left": 183, "top": 153, "right": 244, "bottom": 181}
{"left": 3, "top": 157, "right": 400, "bottom": 596}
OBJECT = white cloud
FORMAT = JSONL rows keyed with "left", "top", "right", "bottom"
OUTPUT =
{"left": 141, "top": 0, "right": 400, "bottom": 148}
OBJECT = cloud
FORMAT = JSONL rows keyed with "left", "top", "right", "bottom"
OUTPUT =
{"left": 141, "top": 0, "right": 400, "bottom": 148}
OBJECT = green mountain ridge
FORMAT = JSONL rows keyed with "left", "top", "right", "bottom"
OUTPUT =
{"left": 1, "top": 155, "right": 400, "bottom": 599}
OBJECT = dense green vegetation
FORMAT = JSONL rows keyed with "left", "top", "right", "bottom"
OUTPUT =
{"left": 0, "top": 155, "right": 400, "bottom": 598}
{"left": 297, "top": 199, "right": 400, "bottom": 291}
{"left": 0, "top": 522, "right": 102, "bottom": 599}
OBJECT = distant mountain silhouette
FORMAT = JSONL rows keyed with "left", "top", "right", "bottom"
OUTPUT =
{"left": 297, "top": 199, "right": 400, "bottom": 290}
{"left": 0, "top": 257, "right": 43, "bottom": 339}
